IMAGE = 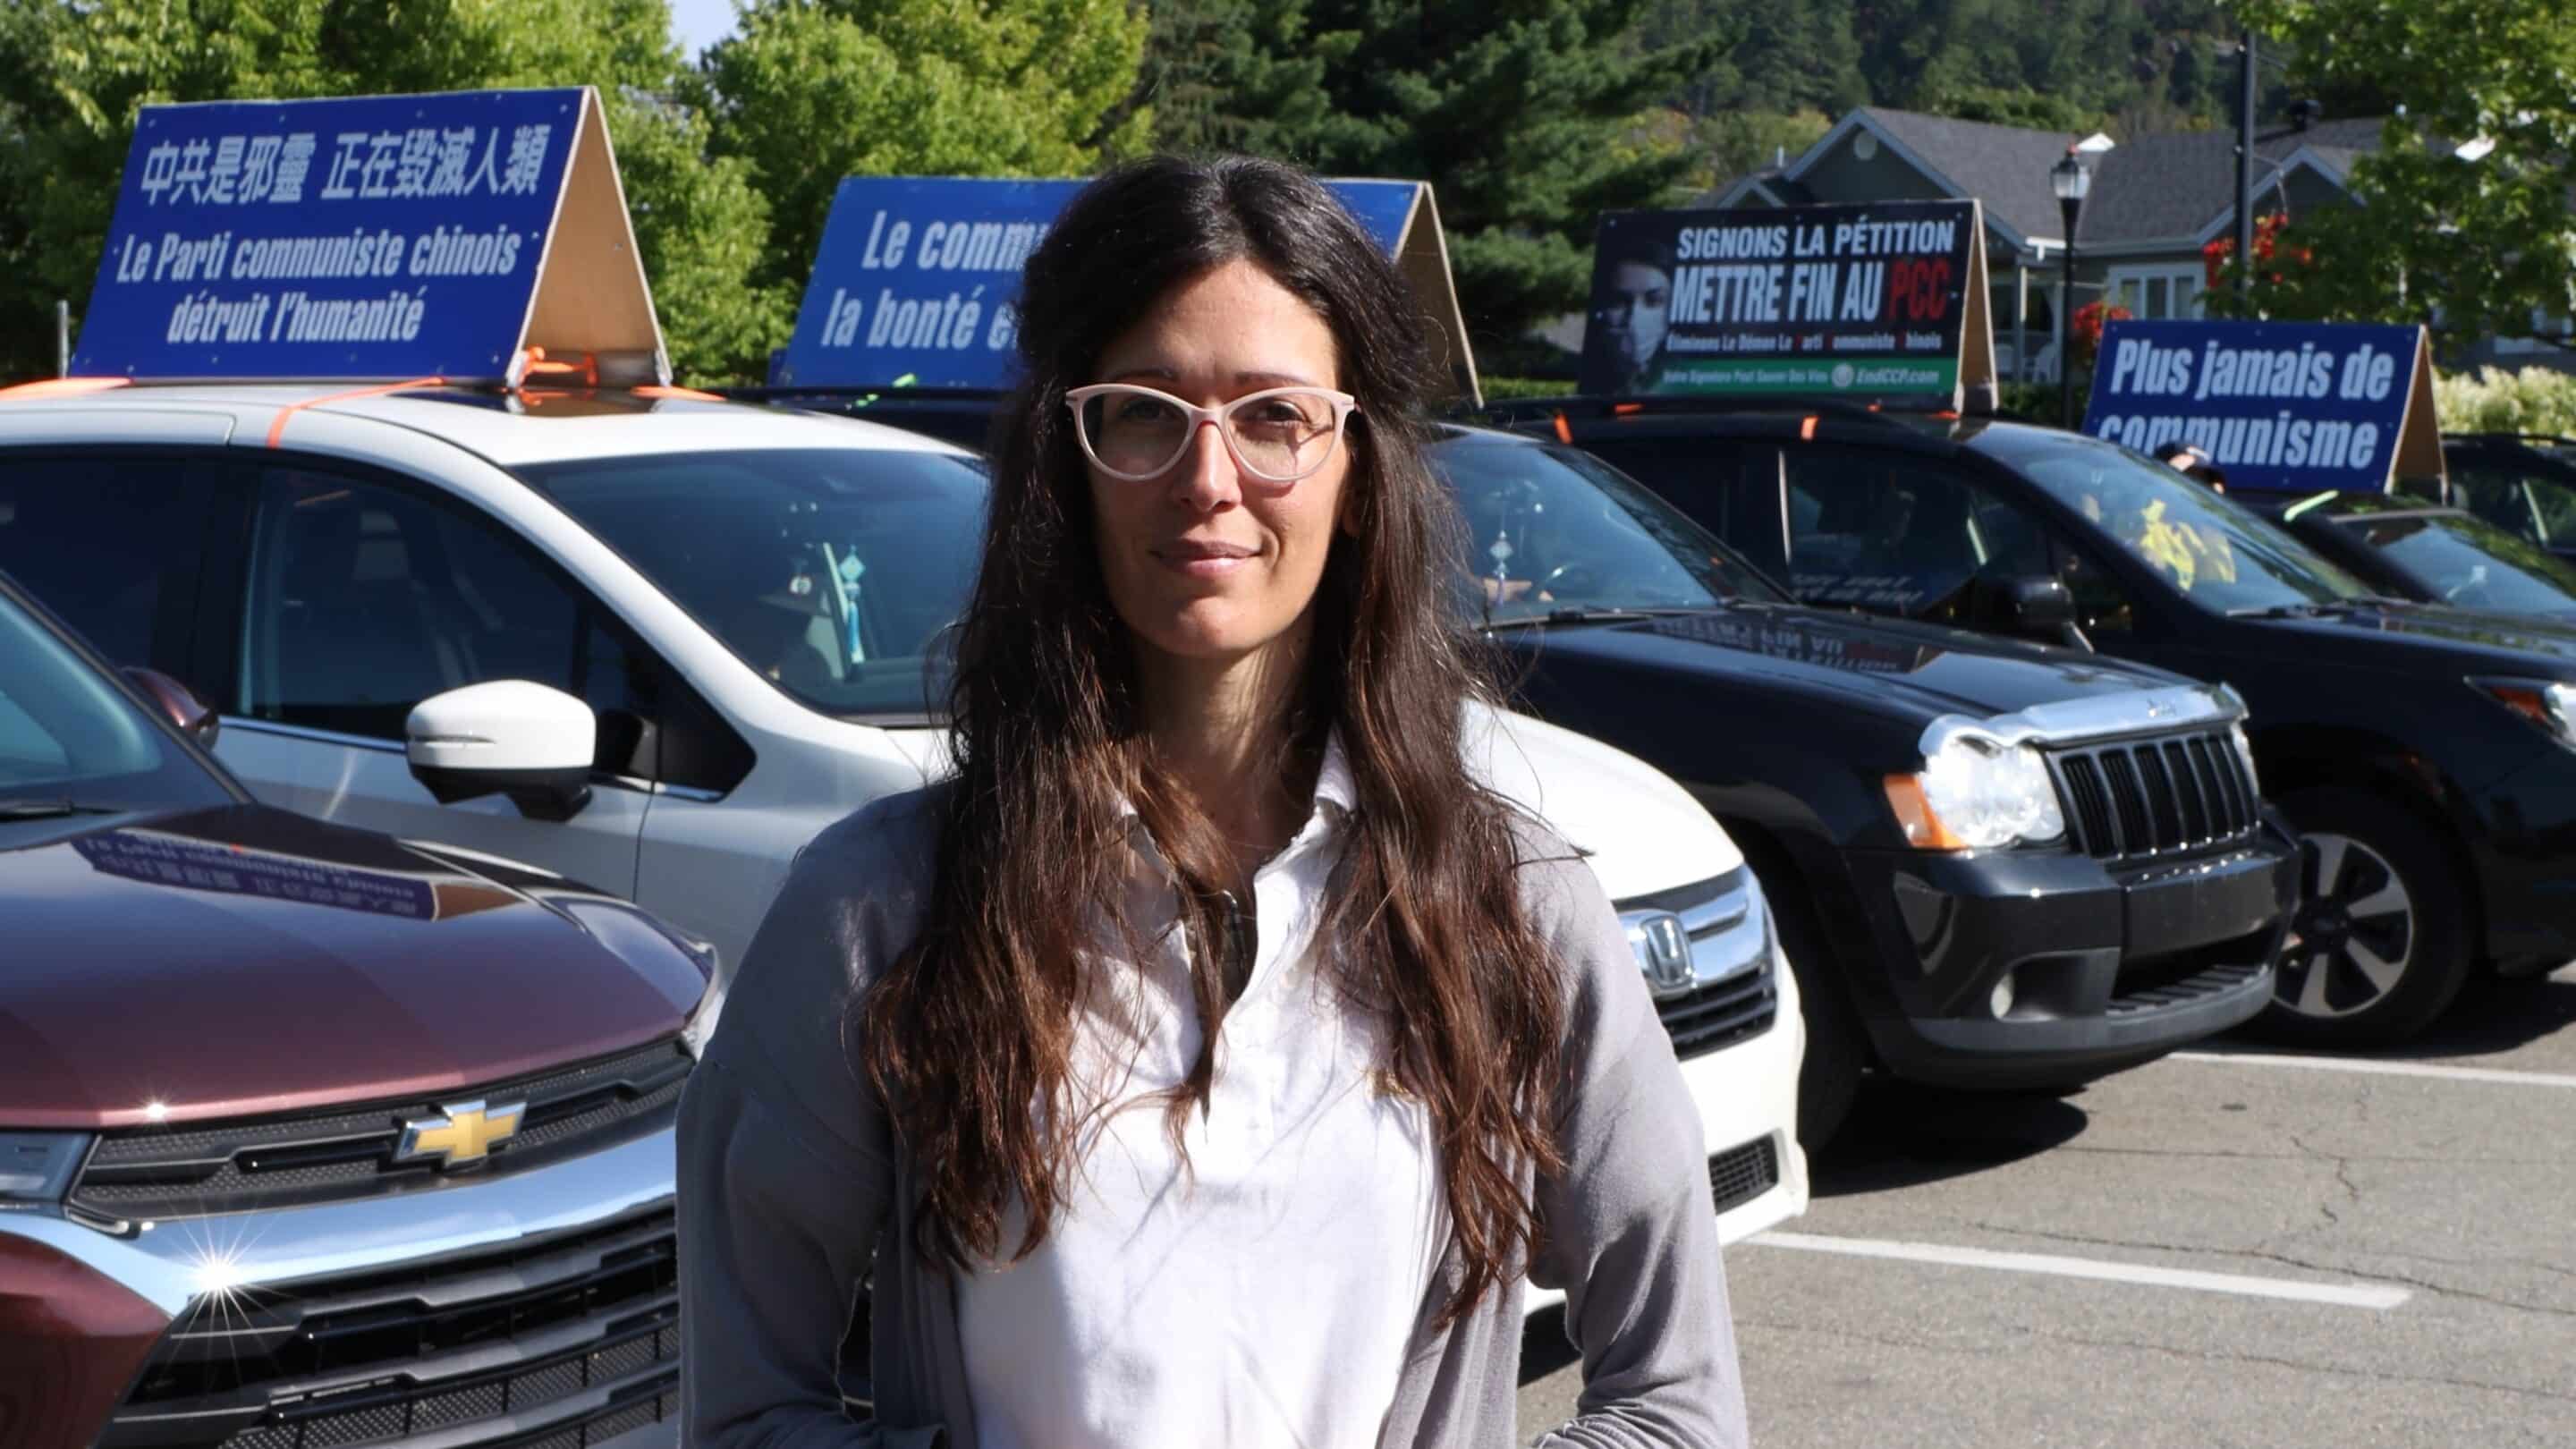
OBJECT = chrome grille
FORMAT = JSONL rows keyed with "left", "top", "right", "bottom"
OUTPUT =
{"left": 2047, "top": 730, "right": 2258, "bottom": 860}
{"left": 72, "top": 1038, "right": 690, "bottom": 1220}
{"left": 1617, "top": 868, "right": 1781, "bottom": 1059}
{"left": 99, "top": 1208, "right": 679, "bottom": 1449}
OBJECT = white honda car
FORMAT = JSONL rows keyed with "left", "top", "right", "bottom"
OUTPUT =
{"left": 0, "top": 380, "right": 1807, "bottom": 1251}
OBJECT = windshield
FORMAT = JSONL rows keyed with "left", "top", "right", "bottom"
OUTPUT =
{"left": 519, "top": 448, "right": 988, "bottom": 721}
{"left": 1979, "top": 430, "right": 2372, "bottom": 613}
{"left": 2341, "top": 510, "right": 2576, "bottom": 614}
{"left": 0, "top": 589, "right": 231, "bottom": 819}
{"left": 1428, "top": 436, "right": 1784, "bottom": 622}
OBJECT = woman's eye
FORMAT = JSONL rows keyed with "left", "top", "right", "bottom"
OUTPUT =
{"left": 1241, "top": 400, "right": 1316, "bottom": 428}
{"left": 1114, "top": 397, "right": 1180, "bottom": 424}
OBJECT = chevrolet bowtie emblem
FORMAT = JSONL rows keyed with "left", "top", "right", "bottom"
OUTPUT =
{"left": 394, "top": 1099, "right": 526, "bottom": 1169}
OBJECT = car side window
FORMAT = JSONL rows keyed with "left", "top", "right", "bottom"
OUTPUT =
{"left": 1777, "top": 447, "right": 2049, "bottom": 619}
{"left": 2449, "top": 464, "right": 2545, "bottom": 544}
{"left": 1575, "top": 436, "right": 1784, "bottom": 571}
{"left": 0, "top": 453, "right": 217, "bottom": 674}
{"left": 2054, "top": 539, "right": 2139, "bottom": 634}
{"left": 237, "top": 466, "right": 636, "bottom": 746}
{"left": 2529, "top": 476, "right": 2576, "bottom": 547}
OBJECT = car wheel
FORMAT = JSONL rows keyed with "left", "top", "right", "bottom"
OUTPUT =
{"left": 1761, "top": 867, "right": 1863, "bottom": 1149}
{"left": 2254, "top": 788, "right": 2472, "bottom": 1046}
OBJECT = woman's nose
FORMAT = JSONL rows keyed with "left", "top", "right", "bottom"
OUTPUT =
{"left": 1170, "top": 419, "right": 1240, "bottom": 511}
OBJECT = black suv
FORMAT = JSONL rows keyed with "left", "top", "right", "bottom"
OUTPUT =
{"left": 2244, "top": 489, "right": 2576, "bottom": 624}
{"left": 1510, "top": 397, "right": 2576, "bottom": 1046}
{"left": 2440, "top": 433, "right": 2576, "bottom": 564}
{"left": 1429, "top": 426, "right": 2297, "bottom": 1144}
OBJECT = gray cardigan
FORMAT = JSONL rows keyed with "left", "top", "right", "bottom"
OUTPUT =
{"left": 676, "top": 789, "right": 1749, "bottom": 1447}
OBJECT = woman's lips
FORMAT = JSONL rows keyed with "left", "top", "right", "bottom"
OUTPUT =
{"left": 1152, "top": 539, "right": 1257, "bottom": 578}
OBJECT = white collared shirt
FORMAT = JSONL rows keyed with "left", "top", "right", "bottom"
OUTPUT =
{"left": 955, "top": 737, "right": 1450, "bottom": 1448}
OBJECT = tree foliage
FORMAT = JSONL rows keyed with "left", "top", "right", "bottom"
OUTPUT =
{"left": 2216, "top": 0, "right": 2576, "bottom": 351}
{"left": 0, "top": 0, "right": 781, "bottom": 382}
{"left": 1624, "top": 0, "right": 2243, "bottom": 159}
{"left": 1096, "top": 0, "right": 1336, "bottom": 156}
{"left": 703, "top": 0, "right": 1148, "bottom": 313}
{"left": 1199, "top": 0, "right": 1720, "bottom": 356}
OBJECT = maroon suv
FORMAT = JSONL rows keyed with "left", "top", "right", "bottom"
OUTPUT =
{"left": 0, "top": 570, "right": 712, "bottom": 1449}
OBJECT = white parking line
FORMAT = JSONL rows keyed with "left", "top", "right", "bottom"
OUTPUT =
{"left": 1748, "top": 1231, "right": 2411, "bottom": 1310}
{"left": 2169, "top": 1050, "right": 2576, "bottom": 1089}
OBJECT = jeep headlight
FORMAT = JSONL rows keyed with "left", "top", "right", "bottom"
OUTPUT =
{"left": 1885, "top": 734, "right": 2066, "bottom": 849}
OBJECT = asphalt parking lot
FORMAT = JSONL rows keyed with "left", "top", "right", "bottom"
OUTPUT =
{"left": 1521, "top": 964, "right": 2576, "bottom": 1446}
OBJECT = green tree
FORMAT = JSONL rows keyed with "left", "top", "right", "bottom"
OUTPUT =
{"left": 1095, "top": 0, "right": 1336, "bottom": 155}
{"left": 703, "top": 0, "right": 1148, "bottom": 309}
{"left": 2210, "top": 0, "right": 2576, "bottom": 352}
{"left": 0, "top": 0, "right": 781, "bottom": 383}
{"left": 1256, "top": 0, "right": 1720, "bottom": 353}
{"left": 1633, "top": 0, "right": 1863, "bottom": 117}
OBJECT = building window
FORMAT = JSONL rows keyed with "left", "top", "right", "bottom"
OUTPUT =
{"left": 2491, "top": 310, "right": 2573, "bottom": 357}
{"left": 2107, "top": 266, "right": 2207, "bottom": 319}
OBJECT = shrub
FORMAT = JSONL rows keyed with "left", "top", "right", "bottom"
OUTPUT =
{"left": 2433, "top": 365, "right": 2576, "bottom": 436}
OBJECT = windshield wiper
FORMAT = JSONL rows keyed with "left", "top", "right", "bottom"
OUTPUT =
{"left": 0, "top": 799, "right": 126, "bottom": 822}
{"left": 2225, "top": 600, "right": 2363, "bottom": 619}
{"left": 1486, "top": 606, "right": 1700, "bottom": 628}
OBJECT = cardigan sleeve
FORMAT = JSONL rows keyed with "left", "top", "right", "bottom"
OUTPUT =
{"left": 1518, "top": 833, "right": 1751, "bottom": 1449}
{"left": 678, "top": 795, "right": 945, "bottom": 1449}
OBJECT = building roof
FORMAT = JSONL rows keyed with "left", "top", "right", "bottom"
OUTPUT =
{"left": 2075, "top": 118, "right": 2386, "bottom": 246}
{"left": 1859, "top": 108, "right": 2091, "bottom": 245}
{"left": 1706, "top": 107, "right": 2391, "bottom": 258}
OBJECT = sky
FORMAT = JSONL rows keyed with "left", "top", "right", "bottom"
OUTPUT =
{"left": 669, "top": 0, "right": 739, "bottom": 61}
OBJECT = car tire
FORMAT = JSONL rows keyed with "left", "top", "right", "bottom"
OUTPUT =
{"left": 1752, "top": 859, "right": 1864, "bottom": 1150}
{"left": 2253, "top": 787, "right": 2473, "bottom": 1047}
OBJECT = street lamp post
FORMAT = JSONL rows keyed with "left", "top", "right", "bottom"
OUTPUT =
{"left": 2050, "top": 148, "right": 2092, "bottom": 428}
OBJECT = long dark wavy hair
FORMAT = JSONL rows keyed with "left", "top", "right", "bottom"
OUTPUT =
{"left": 857, "top": 155, "right": 1566, "bottom": 1322}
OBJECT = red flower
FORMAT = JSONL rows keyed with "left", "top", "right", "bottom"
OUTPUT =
{"left": 2204, "top": 214, "right": 2309, "bottom": 288}
{"left": 2071, "top": 300, "right": 2133, "bottom": 362}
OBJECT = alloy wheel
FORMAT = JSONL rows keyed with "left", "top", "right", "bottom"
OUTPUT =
{"left": 2275, "top": 830, "right": 2416, "bottom": 1019}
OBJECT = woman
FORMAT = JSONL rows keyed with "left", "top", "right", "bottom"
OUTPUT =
{"left": 677, "top": 155, "right": 1745, "bottom": 1447}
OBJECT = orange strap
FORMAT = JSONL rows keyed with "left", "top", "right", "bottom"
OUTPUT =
{"left": 518, "top": 346, "right": 599, "bottom": 386}
{"left": 267, "top": 377, "right": 445, "bottom": 447}
{"left": 0, "top": 377, "right": 132, "bottom": 400}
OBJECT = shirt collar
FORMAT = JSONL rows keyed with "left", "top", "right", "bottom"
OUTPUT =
{"left": 1115, "top": 729, "right": 1358, "bottom": 832}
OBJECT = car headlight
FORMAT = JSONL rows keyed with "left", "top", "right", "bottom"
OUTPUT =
{"left": 2471, "top": 677, "right": 2576, "bottom": 749}
{"left": 681, "top": 977, "right": 725, "bottom": 1059}
{"left": 1885, "top": 733, "right": 2066, "bottom": 849}
{"left": 0, "top": 1132, "right": 89, "bottom": 1204}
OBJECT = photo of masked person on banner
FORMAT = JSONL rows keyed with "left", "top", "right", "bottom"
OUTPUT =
{"left": 1583, "top": 234, "right": 1677, "bottom": 394}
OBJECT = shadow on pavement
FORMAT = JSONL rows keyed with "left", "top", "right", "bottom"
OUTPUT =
{"left": 1805, "top": 1080, "right": 2091, "bottom": 1199}
{"left": 2369, "top": 970, "right": 2576, "bottom": 1062}
{"left": 2214, "top": 969, "right": 2576, "bottom": 1063}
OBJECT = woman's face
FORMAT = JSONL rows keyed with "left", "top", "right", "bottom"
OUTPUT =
{"left": 1085, "top": 258, "right": 1352, "bottom": 669}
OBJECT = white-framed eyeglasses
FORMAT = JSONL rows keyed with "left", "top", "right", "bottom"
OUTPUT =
{"left": 1064, "top": 383, "right": 1359, "bottom": 486}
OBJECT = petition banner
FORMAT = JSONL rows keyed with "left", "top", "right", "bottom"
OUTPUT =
{"left": 1580, "top": 199, "right": 1996, "bottom": 410}
{"left": 74, "top": 87, "right": 664, "bottom": 384}
{"left": 2081, "top": 319, "right": 2444, "bottom": 493}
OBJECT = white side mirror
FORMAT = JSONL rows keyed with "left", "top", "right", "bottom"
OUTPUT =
{"left": 406, "top": 681, "right": 597, "bottom": 822}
